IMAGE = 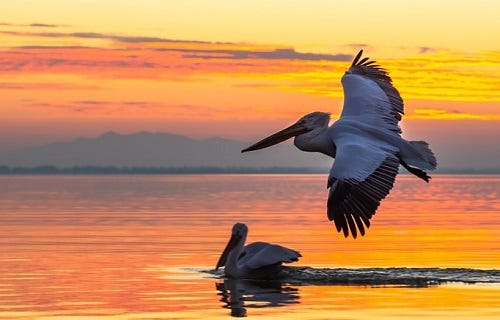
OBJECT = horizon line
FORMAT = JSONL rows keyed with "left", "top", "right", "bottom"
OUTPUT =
{"left": 0, "top": 165, "right": 499, "bottom": 175}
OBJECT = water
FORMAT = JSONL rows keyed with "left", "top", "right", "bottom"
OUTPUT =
{"left": 0, "top": 174, "right": 498, "bottom": 319}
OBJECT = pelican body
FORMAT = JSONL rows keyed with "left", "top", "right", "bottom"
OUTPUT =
{"left": 242, "top": 50, "right": 437, "bottom": 238}
{"left": 215, "top": 223, "right": 301, "bottom": 279}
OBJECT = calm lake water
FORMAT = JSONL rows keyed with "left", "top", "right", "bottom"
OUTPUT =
{"left": 0, "top": 174, "right": 498, "bottom": 319}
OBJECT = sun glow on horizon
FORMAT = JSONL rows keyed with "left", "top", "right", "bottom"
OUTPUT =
{"left": 0, "top": 1, "right": 499, "bottom": 169}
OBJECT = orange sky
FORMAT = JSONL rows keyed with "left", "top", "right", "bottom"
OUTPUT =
{"left": 0, "top": 1, "right": 499, "bottom": 168}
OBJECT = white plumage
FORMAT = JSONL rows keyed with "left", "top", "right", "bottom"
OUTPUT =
{"left": 215, "top": 223, "right": 301, "bottom": 279}
{"left": 242, "top": 50, "right": 437, "bottom": 238}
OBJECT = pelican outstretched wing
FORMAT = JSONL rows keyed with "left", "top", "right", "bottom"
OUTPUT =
{"left": 327, "top": 134, "right": 399, "bottom": 238}
{"left": 341, "top": 50, "right": 404, "bottom": 133}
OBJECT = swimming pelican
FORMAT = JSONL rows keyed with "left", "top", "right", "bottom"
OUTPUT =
{"left": 242, "top": 50, "right": 437, "bottom": 238}
{"left": 215, "top": 223, "right": 301, "bottom": 279}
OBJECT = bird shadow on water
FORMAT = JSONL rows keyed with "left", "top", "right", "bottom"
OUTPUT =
{"left": 215, "top": 278, "right": 300, "bottom": 318}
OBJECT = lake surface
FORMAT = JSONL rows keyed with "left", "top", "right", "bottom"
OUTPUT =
{"left": 0, "top": 174, "right": 498, "bottom": 319}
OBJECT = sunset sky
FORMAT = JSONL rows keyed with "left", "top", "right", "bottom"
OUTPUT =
{"left": 1, "top": 1, "right": 499, "bottom": 169}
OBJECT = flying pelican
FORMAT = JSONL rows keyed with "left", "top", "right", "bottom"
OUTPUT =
{"left": 215, "top": 223, "right": 301, "bottom": 279}
{"left": 242, "top": 50, "right": 437, "bottom": 238}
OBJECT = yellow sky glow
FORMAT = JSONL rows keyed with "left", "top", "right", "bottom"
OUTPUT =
{"left": 0, "top": 1, "right": 499, "bottom": 154}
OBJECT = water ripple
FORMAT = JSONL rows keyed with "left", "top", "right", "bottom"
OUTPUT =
{"left": 207, "top": 267, "right": 500, "bottom": 287}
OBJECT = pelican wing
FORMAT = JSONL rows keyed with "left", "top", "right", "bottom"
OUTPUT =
{"left": 327, "top": 134, "right": 400, "bottom": 238}
{"left": 240, "top": 242, "right": 301, "bottom": 269}
{"left": 341, "top": 50, "right": 404, "bottom": 133}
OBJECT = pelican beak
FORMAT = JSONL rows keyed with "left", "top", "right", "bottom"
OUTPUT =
{"left": 215, "top": 234, "right": 241, "bottom": 271}
{"left": 241, "top": 121, "right": 311, "bottom": 153}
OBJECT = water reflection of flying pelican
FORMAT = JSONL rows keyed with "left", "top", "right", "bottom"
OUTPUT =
{"left": 215, "top": 223, "right": 301, "bottom": 279}
{"left": 242, "top": 50, "right": 437, "bottom": 238}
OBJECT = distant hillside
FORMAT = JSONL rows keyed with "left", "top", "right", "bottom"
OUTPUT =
{"left": 0, "top": 131, "right": 332, "bottom": 168}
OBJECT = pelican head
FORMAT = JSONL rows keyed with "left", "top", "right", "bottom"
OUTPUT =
{"left": 215, "top": 222, "right": 248, "bottom": 271}
{"left": 242, "top": 111, "right": 330, "bottom": 153}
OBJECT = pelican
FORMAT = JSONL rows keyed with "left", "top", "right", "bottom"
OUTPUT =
{"left": 242, "top": 50, "right": 437, "bottom": 238}
{"left": 215, "top": 223, "right": 301, "bottom": 279}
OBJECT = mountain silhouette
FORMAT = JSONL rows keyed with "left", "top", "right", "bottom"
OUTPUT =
{"left": 1, "top": 131, "right": 331, "bottom": 168}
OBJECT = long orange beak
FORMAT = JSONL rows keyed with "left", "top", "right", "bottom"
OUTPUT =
{"left": 215, "top": 234, "right": 241, "bottom": 271}
{"left": 241, "top": 122, "right": 310, "bottom": 153}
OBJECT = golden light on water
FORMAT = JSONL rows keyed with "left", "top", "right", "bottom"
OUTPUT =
{"left": 0, "top": 175, "right": 498, "bottom": 319}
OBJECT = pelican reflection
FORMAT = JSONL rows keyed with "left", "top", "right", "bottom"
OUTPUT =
{"left": 215, "top": 278, "right": 299, "bottom": 317}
